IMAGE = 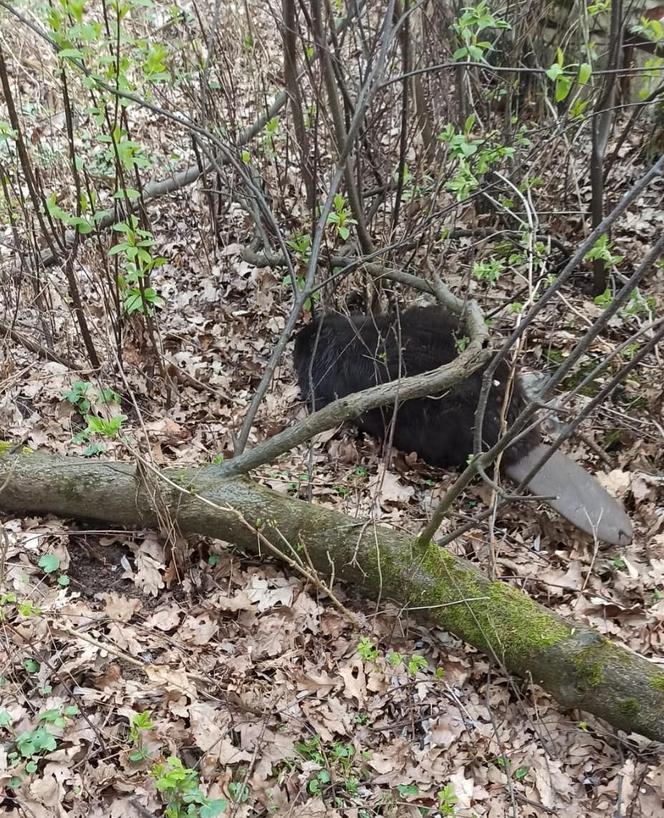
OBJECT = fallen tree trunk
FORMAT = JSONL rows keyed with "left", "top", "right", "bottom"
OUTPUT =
{"left": 1, "top": 448, "right": 663, "bottom": 742}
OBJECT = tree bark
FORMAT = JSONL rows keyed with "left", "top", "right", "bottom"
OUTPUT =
{"left": 1, "top": 448, "right": 663, "bottom": 742}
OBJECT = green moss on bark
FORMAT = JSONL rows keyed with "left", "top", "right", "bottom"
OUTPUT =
{"left": 573, "top": 646, "right": 607, "bottom": 687}
{"left": 618, "top": 698, "right": 639, "bottom": 719}
{"left": 419, "top": 545, "right": 570, "bottom": 659}
{"left": 650, "top": 674, "right": 664, "bottom": 693}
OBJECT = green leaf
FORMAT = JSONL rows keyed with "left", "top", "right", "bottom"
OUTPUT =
{"left": 38, "top": 554, "right": 60, "bottom": 574}
{"left": 555, "top": 75, "right": 572, "bottom": 102}
{"left": 545, "top": 64, "right": 563, "bottom": 81}
{"left": 58, "top": 48, "right": 84, "bottom": 60}
{"left": 578, "top": 62, "right": 592, "bottom": 84}
{"left": 570, "top": 98, "right": 589, "bottom": 118}
{"left": 200, "top": 800, "right": 227, "bottom": 817}
{"left": 82, "top": 442, "right": 106, "bottom": 457}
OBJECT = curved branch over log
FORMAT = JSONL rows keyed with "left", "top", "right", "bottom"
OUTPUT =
{"left": 1, "top": 449, "right": 663, "bottom": 741}
{"left": 221, "top": 299, "right": 488, "bottom": 477}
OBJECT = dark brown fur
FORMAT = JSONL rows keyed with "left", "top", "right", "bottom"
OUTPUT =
{"left": 293, "top": 305, "right": 540, "bottom": 469}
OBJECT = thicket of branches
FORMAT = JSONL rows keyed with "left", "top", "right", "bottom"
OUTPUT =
{"left": 0, "top": 0, "right": 663, "bottom": 751}
{"left": 1, "top": 0, "right": 662, "bottom": 542}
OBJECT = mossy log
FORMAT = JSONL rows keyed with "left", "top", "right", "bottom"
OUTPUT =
{"left": 1, "top": 449, "right": 663, "bottom": 742}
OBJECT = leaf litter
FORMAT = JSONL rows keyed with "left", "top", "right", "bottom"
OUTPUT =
{"left": 0, "top": 5, "right": 663, "bottom": 818}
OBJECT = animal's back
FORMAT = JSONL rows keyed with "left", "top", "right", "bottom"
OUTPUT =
{"left": 293, "top": 306, "right": 536, "bottom": 468}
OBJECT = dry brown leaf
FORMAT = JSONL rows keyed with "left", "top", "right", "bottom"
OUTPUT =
{"left": 179, "top": 613, "right": 219, "bottom": 645}
{"left": 370, "top": 466, "right": 415, "bottom": 506}
{"left": 338, "top": 658, "right": 367, "bottom": 706}
{"left": 144, "top": 606, "right": 181, "bottom": 631}
{"left": 101, "top": 592, "right": 142, "bottom": 622}
{"left": 144, "top": 665, "right": 197, "bottom": 699}
{"left": 246, "top": 576, "right": 295, "bottom": 611}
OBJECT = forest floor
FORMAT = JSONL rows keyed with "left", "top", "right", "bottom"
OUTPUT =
{"left": 1, "top": 3, "right": 664, "bottom": 817}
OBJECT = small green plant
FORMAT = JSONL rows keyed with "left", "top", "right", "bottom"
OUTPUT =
{"left": 545, "top": 48, "right": 592, "bottom": 103}
{"left": 406, "top": 655, "right": 428, "bottom": 675}
{"left": 308, "top": 768, "right": 331, "bottom": 796}
{"left": 455, "top": 335, "right": 469, "bottom": 353}
{"left": 141, "top": 42, "right": 171, "bottom": 83}
{"left": 13, "top": 727, "right": 57, "bottom": 768}
{"left": 65, "top": 382, "right": 126, "bottom": 454}
{"left": 281, "top": 271, "right": 318, "bottom": 312}
{"left": 472, "top": 257, "right": 504, "bottom": 284}
{"left": 64, "top": 381, "right": 93, "bottom": 413}
{"left": 631, "top": 9, "right": 664, "bottom": 99}
{"left": 451, "top": 1, "right": 510, "bottom": 62}
{"left": 263, "top": 115, "right": 280, "bottom": 157}
{"left": 588, "top": 0, "right": 610, "bottom": 14}
{"left": 396, "top": 783, "right": 420, "bottom": 798}
{"left": 437, "top": 782, "right": 458, "bottom": 815}
{"left": 111, "top": 216, "right": 165, "bottom": 316}
{"left": 439, "top": 116, "right": 481, "bottom": 159}
{"left": 45, "top": 192, "right": 94, "bottom": 235}
{"left": 287, "top": 232, "right": 311, "bottom": 262}
{"left": 65, "top": 382, "right": 120, "bottom": 414}
{"left": 83, "top": 415, "right": 126, "bottom": 439}
{"left": 584, "top": 234, "right": 623, "bottom": 268}
{"left": 128, "top": 711, "right": 154, "bottom": 763}
{"left": 357, "top": 637, "right": 380, "bottom": 662}
{"left": 292, "top": 736, "right": 366, "bottom": 807}
{"left": 327, "top": 193, "right": 357, "bottom": 241}
{"left": 152, "top": 756, "right": 226, "bottom": 818}
{"left": 73, "top": 414, "right": 127, "bottom": 455}
{"left": 38, "top": 553, "right": 61, "bottom": 575}
{"left": 23, "top": 658, "right": 39, "bottom": 674}
{"left": 593, "top": 289, "right": 612, "bottom": 308}
{"left": 1, "top": 592, "right": 19, "bottom": 620}
{"left": 228, "top": 782, "right": 250, "bottom": 803}
{"left": 438, "top": 116, "right": 515, "bottom": 200}
{"left": 622, "top": 288, "right": 656, "bottom": 319}
{"left": 386, "top": 651, "right": 403, "bottom": 667}
{"left": 5, "top": 706, "right": 77, "bottom": 779}
{"left": 20, "top": 598, "right": 43, "bottom": 617}
{"left": 295, "top": 735, "right": 326, "bottom": 765}
{"left": 0, "top": 120, "right": 18, "bottom": 145}
{"left": 39, "top": 706, "right": 79, "bottom": 728}
{"left": 37, "top": 553, "right": 70, "bottom": 588}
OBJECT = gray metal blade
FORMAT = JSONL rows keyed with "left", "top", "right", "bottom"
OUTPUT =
{"left": 505, "top": 444, "right": 633, "bottom": 546}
